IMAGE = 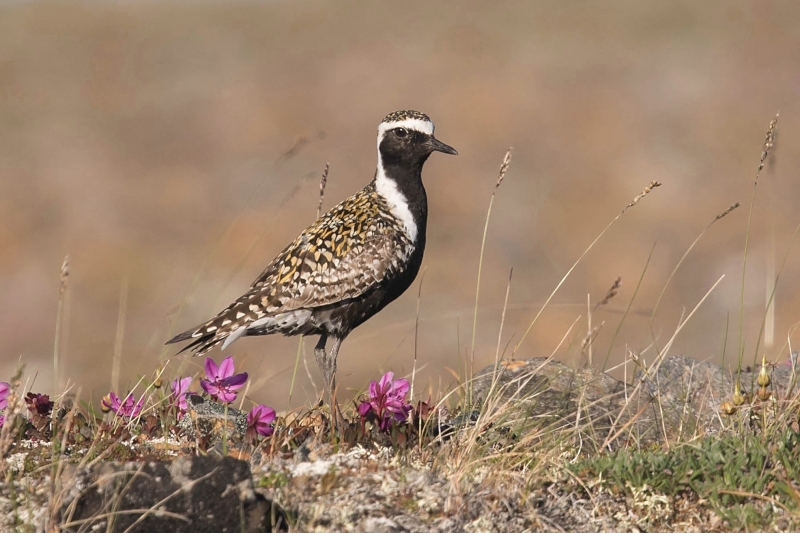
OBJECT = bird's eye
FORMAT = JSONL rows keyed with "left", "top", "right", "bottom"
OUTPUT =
{"left": 394, "top": 128, "right": 408, "bottom": 138}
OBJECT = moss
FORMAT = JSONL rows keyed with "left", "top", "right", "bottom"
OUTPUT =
{"left": 570, "top": 426, "right": 800, "bottom": 529}
{"left": 257, "top": 471, "right": 290, "bottom": 489}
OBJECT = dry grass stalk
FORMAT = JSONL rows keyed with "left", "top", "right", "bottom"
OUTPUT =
{"left": 747, "top": 219, "right": 800, "bottom": 390}
{"left": 603, "top": 274, "right": 726, "bottom": 451}
{"left": 580, "top": 323, "right": 604, "bottom": 357}
{"left": 53, "top": 256, "right": 70, "bottom": 394}
{"left": 112, "top": 277, "right": 129, "bottom": 394}
{"left": 317, "top": 162, "right": 330, "bottom": 220}
{"left": 648, "top": 202, "right": 741, "bottom": 352}
{"left": 470, "top": 148, "right": 513, "bottom": 404}
{"left": 585, "top": 274, "right": 620, "bottom": 367}
{"left": 738, "top": 114, "right": 779, "bottom": 372}
{"left": 494, "top": 268, "right": 514, "bottom": 367}
{"left": 411, "top": 267, "right": 427, "bottom": 401}
{"left": 514, "top": 179, "right": 662, "bottom": 355}
{"left": 603, "top": 244, "right": 654, "bottom": 370}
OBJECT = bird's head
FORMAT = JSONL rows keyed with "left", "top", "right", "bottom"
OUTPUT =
{"left": 377, "top": 110, "right": 457, "bottom": 168}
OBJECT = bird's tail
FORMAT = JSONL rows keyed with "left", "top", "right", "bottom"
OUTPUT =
{"left": 165, "top": 315, "right": 237, "bottom": 356}
{"left": 166, "top": 292, "right": 263, "bottom": 355}
{"left": 166, "top": 285, "right": 274, "bottom": 355}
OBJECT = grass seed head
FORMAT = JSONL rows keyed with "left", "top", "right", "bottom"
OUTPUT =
{"left": 595, "top": 276, "right": 622, "bottom": 309}
{"left": 495, "top": 148, "right": 512, "bottom": 189}
{"left": 715, "top": 202, "right": 740, "bottom": 221}
{"left": 758, "top": 115, "right": 778, "bottom": 172}
{"left": 627, "top": 180, "right": 661, "bottom": 208}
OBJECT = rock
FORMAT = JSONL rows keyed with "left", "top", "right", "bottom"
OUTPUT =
{"left": 178, "top": 394, "right": 248, "bottom": 444}
{"left": 634, "top": 353, "right": 798, "bottom": 438}
{"left": 472, "top": 354, "right": 797, "bottom": 448}
{"left": 473, "top": 358, "right": 656, "bottom": 448}
{"left": 58, "top": 454, "right": 288, "bottom": 532}
{"left": 360, "top": 516, "right": 408, "bottom": 532}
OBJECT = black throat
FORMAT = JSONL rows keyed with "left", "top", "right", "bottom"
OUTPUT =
{"left": 376, "top": 152, "right": 429, "bottom": 244}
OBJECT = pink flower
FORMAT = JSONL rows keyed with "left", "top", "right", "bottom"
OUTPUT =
{"left": 358, "top": 372, "right": 412, "bottom": 432}
{"left": 101, "top": 392, "right": 144, "bottom": 419}
{"left": 170, "top": 377, "right": 194, "bottom": 418}
{"left": 200, "top": 357, "right": 248, "bottom": 403}
{"left": 0, "top": 382, "right": 10, "bottom": 411}
{"left": 247, "top": 404, "right": 276, "bottom": 439}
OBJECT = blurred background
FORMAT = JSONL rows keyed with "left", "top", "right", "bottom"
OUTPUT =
{"left": 2, "top": 0, "right": 799, "bottom": 410}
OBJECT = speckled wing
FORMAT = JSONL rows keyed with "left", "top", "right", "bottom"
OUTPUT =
{"left": 167, "top": 185, "right": 414, "bottom": 354}
{"left": 251, "top": 187, "right": 412, "bottom": 307}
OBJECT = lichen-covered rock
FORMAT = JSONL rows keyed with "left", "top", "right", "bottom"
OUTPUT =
{"left": 634, "top": 353, "right": 797, "bottom": 438}
{"left": 58, "top": 454, "right": 287, "bottom": 532}
{"left": 178, "top": 394, "right": 248, "bottom": 443}
{"left": 472, "top": 354, "right": 798, "bottom": 448}
{"left": 472, "top": 357, "right": 657, "bottom": 448}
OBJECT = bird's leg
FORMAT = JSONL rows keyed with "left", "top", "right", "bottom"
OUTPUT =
{"left": 313, "top": 333, "right": 329, "bottom": 405}
{"left": 314, "top": 333, "right": 345, "bottom": 431}
{"left": 326, "top": 336, "right": 345, "bottom": 430}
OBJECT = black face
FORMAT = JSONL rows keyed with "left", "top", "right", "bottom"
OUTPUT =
{"left": 379, "top": 127, "right": 457, "bottom": 168}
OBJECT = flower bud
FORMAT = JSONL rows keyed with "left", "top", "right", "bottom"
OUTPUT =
{"left": 720, "top": 401, "right": 736, "bottom": 416}
{"left": 153, "top": 365, "right": 164, "bottom": 389}
{"left": 100, "top": 394, "right": 112, "bottom": 413}
{"left": 757, "top": 386, "right": 771, "bottom": 402}
{"left": 732, "top": 381, "right": 746, "bottom": 406}
{"left": 757, "top": 355, "right": 771, "bottom": 388}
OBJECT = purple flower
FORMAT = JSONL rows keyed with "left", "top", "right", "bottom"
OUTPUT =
{"left": 247, "top": 404, "right": 276, "bottom": 439}
{"left": 200, "top": 357, "right": 248, "bottom": 403}
{"left": 0, "top": 382, "right": 10, "bottom": 411}
{"left": 101, "top": 392, "right": 144, "bottom": 419}
{"left": 357, "top": 401, "right": 372, "bottom": 417}
{"left": 170, "top": 377, "right": 194, "bottom": 418}
{"left": 358, "top": 372, "right": 412, "bottom": 432}
{"left": 25, "top": 393, "right": 54, "bottom": 417}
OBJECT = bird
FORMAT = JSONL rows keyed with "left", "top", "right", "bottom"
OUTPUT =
{"left": 166, "top": 110, "right": 457, "bottom": 407}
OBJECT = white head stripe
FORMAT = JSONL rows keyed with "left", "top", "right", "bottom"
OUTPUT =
{"left": 378, "top": 118, "right": 434, "bottom": 135}
{"left": 377, "top": 118, "right": 435, "bottom": 148}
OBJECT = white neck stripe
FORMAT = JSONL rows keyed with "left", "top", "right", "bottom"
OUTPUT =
{"left": 375, "top": 155, "right": 418, "bottom": 242}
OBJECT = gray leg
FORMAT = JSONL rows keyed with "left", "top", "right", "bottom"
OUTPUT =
{"left": 314, "top": 333, "right": 343, "bottom": 405}
{"left": 326, "top": 336, "right": 345, "bottom": 429}
{"left": 314, "top": 333, "right": 329, "bottom": 404}
{"left": 326, "top": 336, "right": 343, "bottom": 402}
{"left": 314, "top": 333, "right": 345, "bottom": 431}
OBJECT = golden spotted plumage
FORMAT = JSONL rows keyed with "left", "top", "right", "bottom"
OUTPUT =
{"left": 172, "top": 181, "right": 415, "bottom": 354}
